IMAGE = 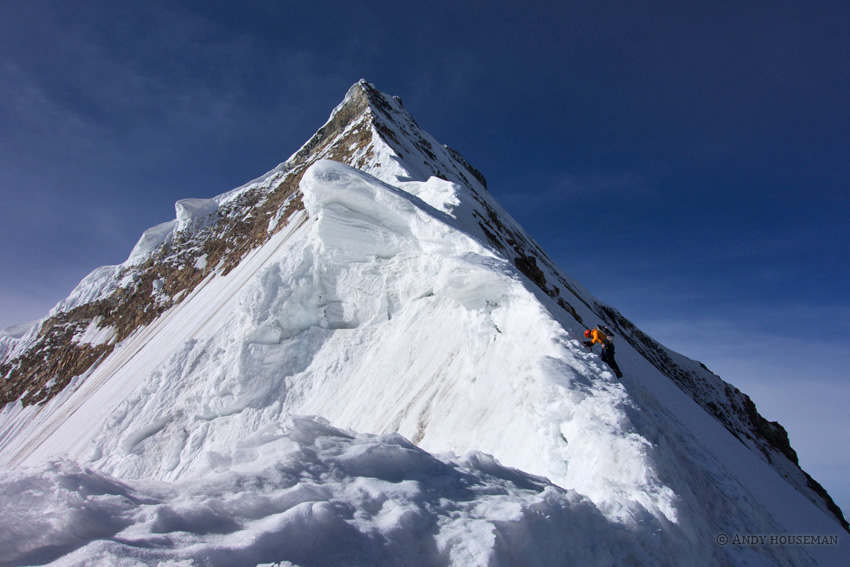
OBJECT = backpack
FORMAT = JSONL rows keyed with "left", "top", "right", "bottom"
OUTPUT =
{"left": 597, "top": 325, "right": 614, "bottom": 342}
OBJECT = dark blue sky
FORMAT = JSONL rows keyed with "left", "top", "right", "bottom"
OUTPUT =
{"left": 1, "top": 1, "right": 848, "bottom": 515}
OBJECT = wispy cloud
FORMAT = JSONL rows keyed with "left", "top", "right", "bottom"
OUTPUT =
{"left": 496, "top": 169, "right": 654, "bottom": 215}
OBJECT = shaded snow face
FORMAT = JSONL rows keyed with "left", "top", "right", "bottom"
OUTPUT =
{"left": 80, "top": 161, "right": 677, "bottom": 529}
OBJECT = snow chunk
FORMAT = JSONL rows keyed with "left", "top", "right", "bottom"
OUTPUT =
{"left": 302, "top": 160, "right": 419, "bottom": 239}
{"left": 122, "top": 199, "right": 217, "bottom": 267}
{"left": 399, "top": 176, "right": 462, "bottom": 215}
{"left": 300, "top": 160, "right": 475, "bottom": 262}
{"left": 125, "top": 220, "right": 178, "bottom": 265}
{"left": 193, "top": 254, "right": 208, "bottom": 271}
{"left": 175, "top": 198, "right": 219, "bottom": 232}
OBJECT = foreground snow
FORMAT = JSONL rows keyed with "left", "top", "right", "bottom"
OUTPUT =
{"left": 2, "top": 417, "right": 842, "bottom": 566}
{"left": 1, "top": 416, "right": 648, "bottom": 566}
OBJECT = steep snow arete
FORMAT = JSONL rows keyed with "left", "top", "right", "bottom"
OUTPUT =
{"left": 0, "top": 81, "right": 846, "bottom": 566}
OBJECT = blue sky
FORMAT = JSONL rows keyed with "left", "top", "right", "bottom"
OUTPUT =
{"left": 1, "top": 1, "right": 848, "bottom": 518}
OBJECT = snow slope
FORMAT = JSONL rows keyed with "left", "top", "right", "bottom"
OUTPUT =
{"left": 0, "top": 82, "right": 846, "bottom": 565}
{"left": 0, "top": 417, "right": 686, "bottom": 567}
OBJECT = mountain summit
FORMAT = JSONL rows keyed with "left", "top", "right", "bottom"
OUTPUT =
{"left": 0, "top": 81, "right": 846, "bottom": 565}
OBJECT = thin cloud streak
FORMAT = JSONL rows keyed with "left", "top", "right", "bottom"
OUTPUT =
{"left": 495, "top": 170, "right": 654, "bottom": 216}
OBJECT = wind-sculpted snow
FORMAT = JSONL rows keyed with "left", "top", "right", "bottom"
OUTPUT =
{"left": 0, "top": 417, "right": 628, "bottom": 566}
{"left": 72, "top": 162, "right": 671, "bottom": 528}
{"left": 175, "top": 197, "right": 219, "bottom": 233}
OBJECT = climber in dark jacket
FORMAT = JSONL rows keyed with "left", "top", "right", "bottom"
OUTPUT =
{"left": 583, "top": 326, "right": 623, "bottom": 379}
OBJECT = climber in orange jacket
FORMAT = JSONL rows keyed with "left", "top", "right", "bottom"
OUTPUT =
{"left": 583, "top": 326, "right": 623, "bottom": 379}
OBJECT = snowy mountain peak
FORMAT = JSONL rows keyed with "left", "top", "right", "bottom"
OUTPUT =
{"left": 282, "top": 78, "right": 488, "bottom": 194}
{"left": 0, "top": 81, "right": 847, "bottom": 565}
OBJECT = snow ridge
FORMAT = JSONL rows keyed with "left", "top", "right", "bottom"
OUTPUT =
{"left": 0, "top": 81, "right": 846, "bottom": 565}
